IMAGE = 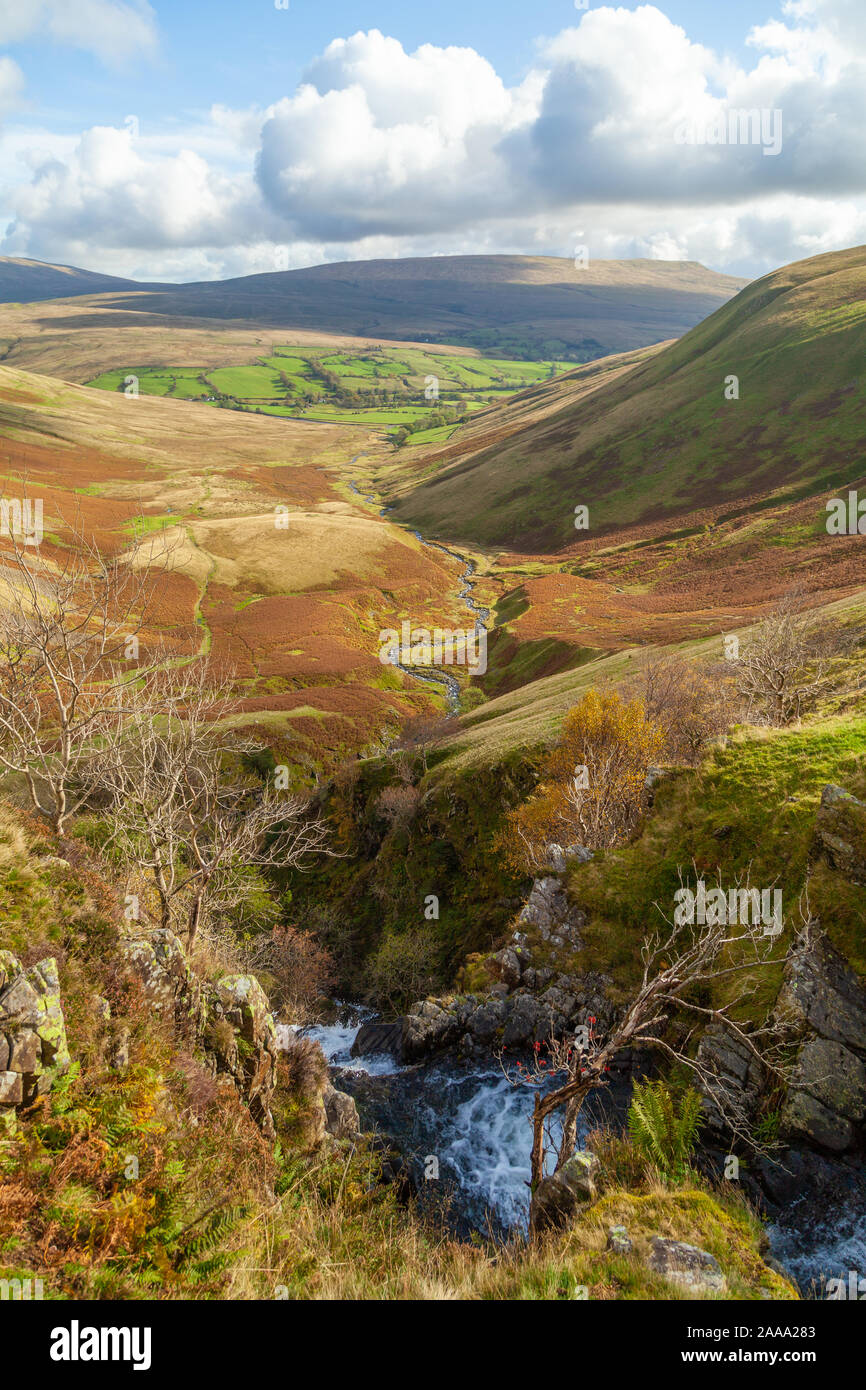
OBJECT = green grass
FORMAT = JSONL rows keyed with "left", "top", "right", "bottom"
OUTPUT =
{"left": 566, "top": 713, "right": 866, "bottom": 1006}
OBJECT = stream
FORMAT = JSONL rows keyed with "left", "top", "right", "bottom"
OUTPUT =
{"left": 287, "top": 1004, "right": 629, "bottom": 1238}
{"left": 347, "top": 474, "right": 489, "bottom": 712}
{"left": 280, "top": 1004, "right": 866, "bottom": 1292}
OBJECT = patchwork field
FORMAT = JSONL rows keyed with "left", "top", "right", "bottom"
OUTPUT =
{"left": 82, "top": 342, "right": 572, "bottom": 441}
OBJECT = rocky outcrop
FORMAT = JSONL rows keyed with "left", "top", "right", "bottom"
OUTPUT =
{"left": 518, "top": 874, "right": 585, "bottom": 948}
{"left": 120, "top": 928, "right": 283, "bottom": 1142}
{"left": 775, "top": 928, "right": 866, "bottom": 1155}
{"left": 532, "top": 1150, "right": 599, "bottom": 1233}
{"left": 0, "top": 952, "right": 70, "bottom": 1125}
{"left": 119, "top": 928, "right": 203, "bottom": 1033}
{"left": 695, "top": 1023, "right": 766, "bottom": 1141}
{"left": 354, "top": 842, "right": 613, "bottom": 1065}
{"left": 647, "top": 1237, "right": 726, "bottom": 1295}
{"left": 810, "top": 784, "right": 866, "bottom": 885}
{"left": 696, "top": 924, "right": 866, "bottom": 1204}
{"left": 775, "top": 925, "right": 866, "bottom": 1055}
{"left": 207, "top": 974, "right": 280, "bottom": 1139}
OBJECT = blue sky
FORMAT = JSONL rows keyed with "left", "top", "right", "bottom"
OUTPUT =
{"left": 1, "top": 0, "right": 864, "bottom": 281}
{"left": 15, "top": 0, "right": 766, "bottom": 126}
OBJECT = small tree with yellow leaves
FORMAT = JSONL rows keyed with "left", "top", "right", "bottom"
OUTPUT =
{"left": 503, "top": 689, "right": 665, "bottom": 872}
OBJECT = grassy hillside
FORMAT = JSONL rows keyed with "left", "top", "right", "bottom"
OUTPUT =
{"left": 0, "top": 363, "right": 476, "bottom": 770}
{"left": 390, "top": 245, "right": 866, "bottom": 550}
{"left": 0, "top": 255, "right": 143, "bottom": 302}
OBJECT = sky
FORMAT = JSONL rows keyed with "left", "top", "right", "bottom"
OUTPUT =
{"left": 1, "top": 0, "right": 865, "bottom": 281}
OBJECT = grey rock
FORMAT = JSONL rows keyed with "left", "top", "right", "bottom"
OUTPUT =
{"left": 519, "top": 877, "right": 584, "bottom": 944}
{"left": 695, "top": 1024, "right": 766, "bottom": 1140}
{"left": 607, "top": 1225, "right": 632, "bottom": 1255}
{"left": 811, "top": 785, "right": 866, "bottom": 884}
{"left": 0, "top": 1071, "right": 24, "bottom": 1104}
{"left": 775, "top": 929, "right": 866, "bottom": 1058}
{"left": 648, "top": 1238, "right": 727, "bottom": 1295}
{"left": 323, "top": 1084, "right": 360, "bottom": 1141}
{"left": 0, "top": 953, "right": 70, "bottom": 1109}
{"left": 490, "top": 947, "right": 523, "bottom": 991}
{"left": 781, "top": 1088, "right": 855, "bottom": 1153}
{"left": 8, "top": 1031, "right": 40, "bottom": 1074}
{"left": 791, "top": 1037, "right": 866, "bottom": 1123}
{"left": 547, "top": 843, "right": 594, "bottom": 873}
{"left": 532, "top": 1151, "right": 599, "bottom": 1233}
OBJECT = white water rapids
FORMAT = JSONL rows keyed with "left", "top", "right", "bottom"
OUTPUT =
{"left": 279, "top": 1007, "right": 866, "bottom": 1290}
{"left": 283, "top": 1006, "right": 605, "bottom": 1235}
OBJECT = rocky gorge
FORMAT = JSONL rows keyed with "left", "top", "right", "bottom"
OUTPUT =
{"left": 334, "top": 781, "right": 866, "bottom": 1290}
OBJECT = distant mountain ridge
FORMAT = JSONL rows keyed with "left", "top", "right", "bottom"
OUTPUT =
{"left": 0, "top": 256, "right": 147, "bottom": 301}
{"left": 0, "top": 253, "right": 747, "bottom": 361}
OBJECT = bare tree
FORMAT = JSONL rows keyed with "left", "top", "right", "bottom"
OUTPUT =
{"left": 0, "top": 522, "right": 168, "bottom": 834}
{"left": 392, "top": 713, "right": 459, "bottom": 773}
{"left": 732, "top": 590, "right": 849, "bottom": 727}
{"left": 511, "top": 867, "right": 796, "bottom": 1237}
{"left": 628, "top": 651, "right": 738, "bottom": 762}
{"left": 96, "top": 662, "right": 334, "bottom": 946}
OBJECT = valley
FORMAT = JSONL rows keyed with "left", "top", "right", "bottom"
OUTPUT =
{"left": 1, "top": 243, "right": 865, "bottom": 1305}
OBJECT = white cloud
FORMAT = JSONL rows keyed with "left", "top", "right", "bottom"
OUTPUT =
{"left": 0, "top": 55, "right": 24, "bottom": 122}
{"left": 3, "top": 125, "right": 267, "bottom": 260}
{"left": 0, "top": 0, "right": 157, "bottom": 65}
{"left": 4, "top": 8, "right": 866, "bottom": 280}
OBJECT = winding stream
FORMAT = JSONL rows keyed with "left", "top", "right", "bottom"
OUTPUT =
{"left": 347, "top": 473, "right": 489, "bottom": 711}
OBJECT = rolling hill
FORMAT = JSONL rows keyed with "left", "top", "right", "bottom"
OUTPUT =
{"left": 0, "top": 254, "right": 746, "bottom": 362}
{"left": 0, "top": 361, "right": 472, "bottom": 772}
{"left": 389, "top": 244, "right": 866, "bottom": 550}
{"left": 0, "top": 255, "right": 144, "bottom": 302}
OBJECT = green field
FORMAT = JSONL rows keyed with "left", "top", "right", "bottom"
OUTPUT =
{"left": 85, "top": 343, "right": 572, "bottom": 439}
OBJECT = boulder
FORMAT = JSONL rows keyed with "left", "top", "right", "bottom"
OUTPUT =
{"left": 322, "top": 1083, "right": 361, "bottom": 1141}
{"left": 811, "top": 785, "right": 866, "bottom": 884}
{"left": 490, "top": 947, "right": 523, "bottom": 991}
{"left": 531, "top": 1151, "right": 599, "bottom": 1232}
{"left": 607, "top": 1225, "right": 632, "bottom": 1255}
{"left": 647, "top": 1237, "right": 726, "bottom": 1295}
